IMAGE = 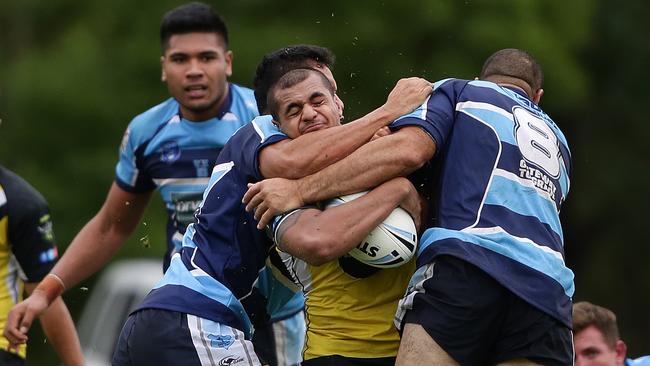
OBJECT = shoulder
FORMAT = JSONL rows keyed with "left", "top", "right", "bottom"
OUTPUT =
{"left": 0, "top": 167, "right": 48, "bottom": 217}
{"left": 124, "top": 98, "right": 179, "bottom": 145}
{"left": 229, "top": 83, "right": 259, "bottom": 116}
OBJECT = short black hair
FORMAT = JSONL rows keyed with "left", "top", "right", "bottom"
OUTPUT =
{"left": 267, "top": 68, "right": 335, "bottom": 121}
{"left": 160, "top": 2, "right": 229, "bottom": 51}
{"left": 253, "top": 44, "right": 335, "bottom": 113}
{"left": 480, "top": 48, "right": 544, "bottom": 92}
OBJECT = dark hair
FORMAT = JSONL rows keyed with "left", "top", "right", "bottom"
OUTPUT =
{"left": 253, "top": 44, "right": 335, "bottom": 113}
{"left": 573, "top": 301, "right": 620, "bottom": 349}
{"left": 267, "top": 68, "right": 335, "bottom": 121}
{"left": 479, "top": 48, "right": 544, "bottom": 93}
{"left": 160, "top": 2, "right": 229, "bottom": 51}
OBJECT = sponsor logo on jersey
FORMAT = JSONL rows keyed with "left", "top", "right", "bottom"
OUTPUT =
{"left": 160, "top": 141, "right": 181, "bottom": 163}
{"left": 207, "top": 334, "right": 234, "bottom": 349}
{"left": 218, "top": 355, "right": 244, "bottom": 366}
{"left": 39, "top": 247, "right": 58, "bottom": 263}
{"left": 171, "top": 192, "right": 203, "bottom": 230}
{"left": 193, "top": 159, "right": 210, "bottom": 177}
{"left": 120, "top": 128, "right": 130, "bottom": 153}
{"left": 38, "top": 214, "right": 55, "bottom": 242}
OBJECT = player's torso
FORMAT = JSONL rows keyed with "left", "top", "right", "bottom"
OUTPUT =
{"left": 285, "top": 255, "right": 415, "bottom": 360}
{"left": 0, "top": 175, "right": 26, "bottom": 358}
{"left": 136, "top": 118, "right": 284, "bottom": 336}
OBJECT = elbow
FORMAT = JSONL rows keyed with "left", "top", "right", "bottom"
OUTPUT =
{"left": 298, "top": 233, "right": 340, "bottom": 266}
{"left": 395, "top": 129, "right": 435, "bottom": 172}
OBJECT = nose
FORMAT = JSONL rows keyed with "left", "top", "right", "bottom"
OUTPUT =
{"left": 302, "top": 104, "right": 318, "bottom": 121}
{"left": 186, "top": 58, "right": 204, "bottom": 78}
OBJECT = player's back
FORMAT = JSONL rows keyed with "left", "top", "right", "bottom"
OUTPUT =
{"left": 394, "top": 78, "right": 574, "bottom": 328}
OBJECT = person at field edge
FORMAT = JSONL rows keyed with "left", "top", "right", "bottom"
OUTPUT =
{"left": 574, "top": 301, "right": 650, "bottom": 366}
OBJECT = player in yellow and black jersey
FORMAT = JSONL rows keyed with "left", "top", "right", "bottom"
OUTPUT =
{"left": 0, "top": 165, "right": 82, "bottom": 365}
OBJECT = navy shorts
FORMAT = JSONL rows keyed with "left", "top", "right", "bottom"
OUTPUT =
{"left": 301, "top": 355, "right": 395, "bottom": 366}
{"left": 397, "top": 255, "right": 573, "bottom": 366}
{"left": 112, "top": 308, "right": 261, "bottom": 366}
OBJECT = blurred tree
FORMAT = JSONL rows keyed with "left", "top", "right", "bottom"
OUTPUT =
{"left": 1, "top": 0, "right": 648, "bottom": 363}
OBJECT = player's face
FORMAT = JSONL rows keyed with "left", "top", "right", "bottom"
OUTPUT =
{"left": 574, "top": 326, "right": 626, "bottom": 366}
{"left": 273, "top": 73, "right": 341, "bottom": 139}
{"left": 309, "top": 62, "right": 344, "bottom": 117}
{"left": 161, "top": 32, "right": 232, "bottom": 121}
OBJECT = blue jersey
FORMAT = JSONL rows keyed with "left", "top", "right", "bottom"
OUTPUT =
{"left": 135, "top": 116, "right": 301, "bottom": 337}
{"left": 115, "top": 84, "right": 258, "bottom": 270}
{"left": 392, "top": 79, "right": 574, "bottom": 327}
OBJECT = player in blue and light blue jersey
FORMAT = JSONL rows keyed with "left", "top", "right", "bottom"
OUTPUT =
{"left": 111, "top": 56, "right": 430, "bottom": 365}
{"left": 244, "top": 48, "right": 575, "bottom": 365}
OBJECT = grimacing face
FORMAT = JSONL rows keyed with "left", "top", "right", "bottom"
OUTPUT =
{"left": 161, "top": 32, "right": 232, "bottom": 121}
{"left": 273, "top": 72, "right": 342, "bottom": 139}
{"left": 574, "top": 325, "right": 626, "bottom": 366}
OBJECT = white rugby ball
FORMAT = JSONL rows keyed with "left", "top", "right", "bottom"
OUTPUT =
{"left": 326, "top": 191, "right": 418, "bottom": 268}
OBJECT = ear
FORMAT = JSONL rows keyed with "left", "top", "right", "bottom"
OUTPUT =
{"left": 225, "top": 50, "right": 233, "bottom": 78}
{"left": 615, "top": 340, "right": 627, "bottom": 365}
{"left": 533, "top": 88, "right": 544, "bottom": 104}
{"left": 160, "top": 56, "right": 166, "bottom": 82}
{"left": 334, "top": 93, "right": 344, "bottom": 117}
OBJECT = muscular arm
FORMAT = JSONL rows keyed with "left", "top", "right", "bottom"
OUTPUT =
{"left": 3, "top": 183, "right": 152, "bottom": 346}
{"left": 245, "top": 126, "right": 436, "bottom": 228}
{"left": 259, "top": 77, "right": 433, "bottom": 179}
{"left": 275, "top": 177, "right": 419, "bottom": 266}
{"left": 23, "top": 283, "right": 83, "bottom": 366}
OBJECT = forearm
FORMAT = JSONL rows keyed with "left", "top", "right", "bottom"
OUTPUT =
{"left": 51, "top": 215, "right": 132, "bottom": 290}
{"left": 261, "top": 106, "right": 397, "bottom": 179}
{"left": 298, "top": 126, "right": 435, "bottom": 204}
{"left": 51, "top": 183, "right": 150, "bottom": 292}
{"left": 38, "top": 297, "right": 84, "bottom": 366}
{"left": 280, "top": 178, "right": 412, "bottom": 264}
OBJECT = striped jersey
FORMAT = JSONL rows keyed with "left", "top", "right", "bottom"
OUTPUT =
{"left": 115, "top": 84, "right": 259, "bottom": 270}
{"left": 392, "top": 79, "right": 574, "bottom": 327}
{"left": 0, "top": 165, "right": 58, "bottom": 359}
{"left": 134, "top": 116, "right": 301, "bottom": 338}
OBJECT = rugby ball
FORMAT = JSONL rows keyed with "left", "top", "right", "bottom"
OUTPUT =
{"left": 326, "top": 191, "right": 418, "bottom": 268}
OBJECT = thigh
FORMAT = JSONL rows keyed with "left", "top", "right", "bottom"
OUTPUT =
{"left": 397, "top": 256, "right": 507, "bottom": 365}
{"left": 395, "top": 323, "right": 458, "bottom": 366}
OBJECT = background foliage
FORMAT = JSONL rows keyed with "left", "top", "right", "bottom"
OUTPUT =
{"left": 1, "top": 0, "right": 648, "bottom": 363}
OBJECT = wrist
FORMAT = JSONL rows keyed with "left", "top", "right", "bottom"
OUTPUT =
{"left": 34, "top": 273, "right": 66, "bottom": 305}
{"left": 373, "top": 105, "right": 398, "bottom": 126}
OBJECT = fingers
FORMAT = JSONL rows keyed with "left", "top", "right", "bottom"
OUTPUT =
{"left": 258, "top": 209, "right": 276, "bottom": 230}
{"left": 3, "top": 306, "right": 31, "bottom": 346}
{"left": 242, "top": 182, "right": 260, "bottom": 206}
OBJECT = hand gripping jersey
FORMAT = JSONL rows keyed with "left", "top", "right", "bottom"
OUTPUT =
{"left": 134, "top": 116, "right": 301, "bottom": 338}
{"left": 392, "top": 79, "right": 574, "bottom": 327}
{"left": 115, "top": 84, "right": 259, "bottom": 270}
{"left": 0, "top": 166, "right": 59, "bottom": 358}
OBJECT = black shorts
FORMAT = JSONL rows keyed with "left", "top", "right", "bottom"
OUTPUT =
{"left": 301, "top": 355, "right": 395, "bottom": 366}
{"left": 401, "top": 255, "right": 573, "bottom": 366}
{"left": 0, "top": 350, "right": 24, "bottom": 366}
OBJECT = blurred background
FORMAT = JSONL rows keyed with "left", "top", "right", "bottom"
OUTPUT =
{"left": 1, "top": 0, "right": 648, "bottom": 363}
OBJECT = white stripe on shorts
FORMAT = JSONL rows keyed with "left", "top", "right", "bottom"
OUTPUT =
{"left": 394, "top": 262, "right": 436, "bottom": 330}
{"left": 187, "top": 314, "right": 261, "bottom": 366}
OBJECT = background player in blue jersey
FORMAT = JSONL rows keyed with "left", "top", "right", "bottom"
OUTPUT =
{"left": 0, "top": 165, "right": 83, "bottom": 366}
{"left": 3, "top": 0, "right": 265, "bottom": 355}
{"left": 106, "top": 54, "right": 430, "bottom": 364}
{"left": 573, "top": 301, "right": 650, "bottom": 366}
{"left": 244, "top": 48, "right": 575, "bottom": 365}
